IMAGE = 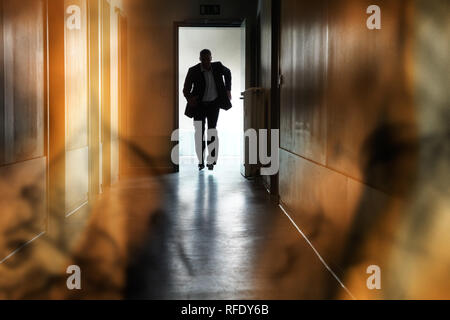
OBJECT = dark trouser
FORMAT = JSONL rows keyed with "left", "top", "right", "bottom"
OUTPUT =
{"left": 193, "top": 100, "right": 220, "bottom": 165}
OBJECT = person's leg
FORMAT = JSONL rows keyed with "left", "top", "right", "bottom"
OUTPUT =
{"left": 193, "top": 112, "right": 206, "bottom": 167}
{"left": 206, "top": 105, "right": 220, "bottom": 166}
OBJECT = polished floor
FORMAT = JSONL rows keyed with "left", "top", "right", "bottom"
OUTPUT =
{"left": 124, "top": 159, "right": 348, "bottom": 299}
{"left": 0, "top": 158, "right": 349, "bottom": 299}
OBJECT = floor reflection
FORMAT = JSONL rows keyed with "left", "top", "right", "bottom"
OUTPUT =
{"left": 125, "top": 160, "right": 345, "bottom": 299}
{"left": 126, "top": 161, "right": 266, "bottom": 299}
{"left": 0, "top": 157, "right": 345, "bottom": 299}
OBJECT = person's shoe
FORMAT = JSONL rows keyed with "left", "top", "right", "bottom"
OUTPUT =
{"left": 198, "top": 164, "right": 205, "bottom": 171}
{"left": 207, "top": 164, "right": 214, "bottom": 171}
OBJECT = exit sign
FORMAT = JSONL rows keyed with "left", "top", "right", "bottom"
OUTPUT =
{"left": 200, "top": 4, "right": 221, "bottom": 15}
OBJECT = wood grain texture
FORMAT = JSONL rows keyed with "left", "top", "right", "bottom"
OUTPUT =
{"left": 2, "top": 0, "right": 45, "bottom": 165}
{"left": 280, "top": 0, "right": 328, "bottom": 164}
{"left": 326, "top": 0, "right": 415, "bottom": 186}
{"left": 278, "top": 0, "right": 422, "bottom": 299}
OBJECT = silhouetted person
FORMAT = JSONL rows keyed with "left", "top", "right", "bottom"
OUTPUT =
{"left": 183, "top": 49, "right": 232, "bottom": 171}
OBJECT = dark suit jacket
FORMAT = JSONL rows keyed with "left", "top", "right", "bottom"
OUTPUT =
{"left": 183, "top": 62, "right": 232, "bottom": 118}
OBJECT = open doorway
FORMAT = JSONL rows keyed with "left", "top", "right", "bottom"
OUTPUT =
{"left": 177, "top": 26, "right": 245, "bottom": 172}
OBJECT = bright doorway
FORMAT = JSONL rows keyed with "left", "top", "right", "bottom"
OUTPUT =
{"left": 177, "top": 26, "right": 245, "bottom": 171}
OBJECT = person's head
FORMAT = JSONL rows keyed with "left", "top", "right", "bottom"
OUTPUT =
{"left": 200, "top": 49, "right": 212, "bottom": 69}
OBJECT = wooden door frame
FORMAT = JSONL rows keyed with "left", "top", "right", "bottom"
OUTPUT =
{"left": 117, "top": 8, "right": 128, "bottom": 179}
{"left": 46, "top": 0, "right": 66, "bottom": 237}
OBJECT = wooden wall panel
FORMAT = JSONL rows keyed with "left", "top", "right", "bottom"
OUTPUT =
{"left": 326, "top": 0, "right": 415, "bottom": 186}
{"left": 0, "top": 0, "right": 48, "bottom": 267}
{"left": 0, "top": 0, "right": 47, "bottom": 238}
{"left": 278, "top": 0, "right": 420, "bottom": 299}
{"left": 293, "top": 0, "right": 328, "bottom": 163}
{"left": 279, "top": 148, "right": 352, "bottom": 276}
{"left": 279, "top": 0, "right": 328, "bottom": 164}
{"left": 2, "top": 0, "right": 45, "bottom": 164}
{"left": 337, "top": 0, "right": 449, "bottom": 300}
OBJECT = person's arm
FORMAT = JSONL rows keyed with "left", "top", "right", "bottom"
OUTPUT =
{"left": 221, "top": 63, "right": 232, "bottom": 92}
{"left": 183, "top": 69, "right": 194, "bottom": 99}
{"left": 183, "top": 69, "right": 198, "bottom": 106}
{"left": 220, "top": 63, "right": 232, "bottom": 100}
